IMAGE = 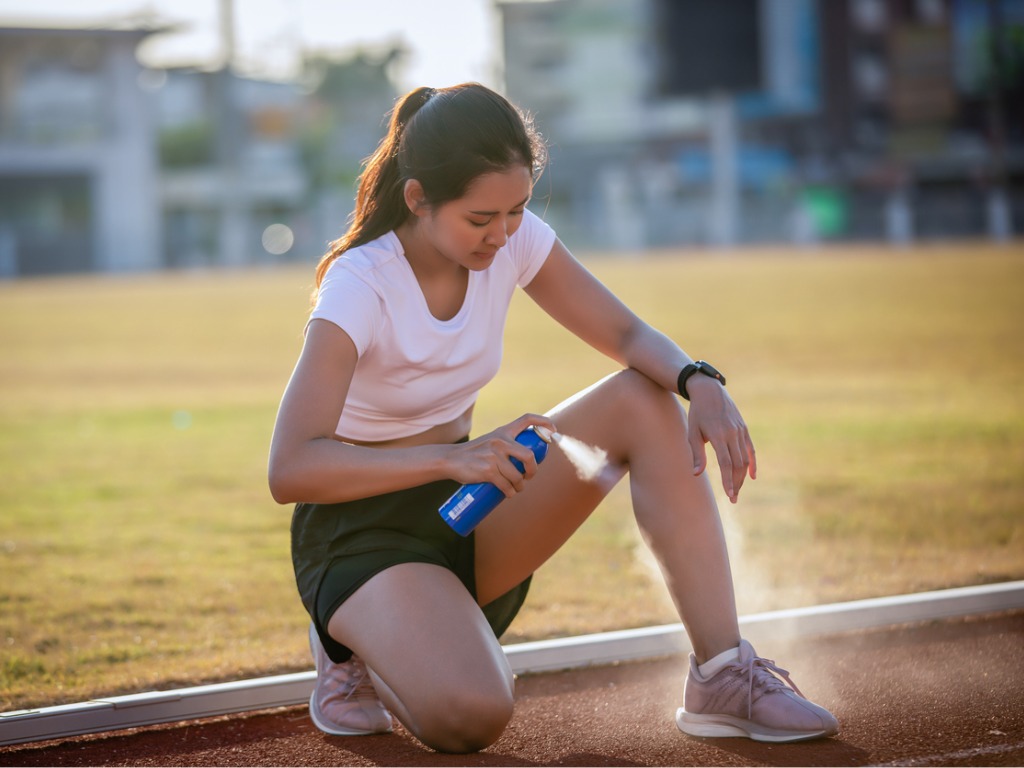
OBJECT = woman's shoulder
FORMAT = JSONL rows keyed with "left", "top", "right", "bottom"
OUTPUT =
{"left": 519, "top": 207, "right": 549, "bottom": 230}
{"left": 323, "top": 231, "right": 404, "bottom": 282}
{"left": 502, "top": 207, "right": 557, "bottom": 282}
{"left": 514, "top": 207, "right": 556, "bottom": 243}
{"left": 311, "top": 234, "right": 402, "bottom": 352}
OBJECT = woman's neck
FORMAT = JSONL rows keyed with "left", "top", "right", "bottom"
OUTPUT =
{"left": 395, "top": 221, "right": 469, "bottom": 321}
{"left": 395, "top": 221, "right": 462, "bottom": 280}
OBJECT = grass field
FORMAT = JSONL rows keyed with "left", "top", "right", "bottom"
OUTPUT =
{"left": 1, "top": 241, "right": 1022, "bottom": 711}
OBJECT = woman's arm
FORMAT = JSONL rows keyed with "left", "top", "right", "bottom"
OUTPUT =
{"left": 268, "top": 320, "right": 448, "bottom": 503}
{"left": 522, "top": 239, "right": 694, "bottom": 389}
{"left": 268, "top": 319, "right": 555, "bottom": 505}
{"left": 524, "top": 239, "right": 756, "bottom": 502}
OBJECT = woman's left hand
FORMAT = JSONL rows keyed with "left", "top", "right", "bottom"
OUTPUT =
{"left": 685, "top": 375, "right": 757, "bottom": 504}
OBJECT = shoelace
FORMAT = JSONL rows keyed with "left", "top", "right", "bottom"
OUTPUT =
{"left": 734, "top": 654, "right": 805, "bottom": 720}
{"left": 322, "top": 657, "right": 381, "bottom": 704}
{"left": 341, "top": 658, "right": 381, "bottom": 703}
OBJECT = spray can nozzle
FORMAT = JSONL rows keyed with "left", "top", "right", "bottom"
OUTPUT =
{"left": 534, "top": 426, "right": 558, "bottom": 443}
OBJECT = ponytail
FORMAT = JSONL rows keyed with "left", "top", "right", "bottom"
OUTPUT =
{"left": 313, "top": 87, "right": 434, "bottom": 290}
{"left": 313, "top": 83, "right": 547, "bottom": 294}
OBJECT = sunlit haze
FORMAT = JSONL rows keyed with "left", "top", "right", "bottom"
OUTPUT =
{"left": 0, "top": 0, "right": 500, "bottom": 90}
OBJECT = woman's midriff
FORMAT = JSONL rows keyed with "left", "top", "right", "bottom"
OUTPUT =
{"left": 335, "top": 405, "right": 474, "bottom": 449}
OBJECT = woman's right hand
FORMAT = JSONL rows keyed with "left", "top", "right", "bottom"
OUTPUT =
{"left": 445, "top": 414, "right": 558, "bottom": 498}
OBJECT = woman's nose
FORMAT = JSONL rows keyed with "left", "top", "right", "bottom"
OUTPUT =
{"left": 485, "top": 219, "right": 508, "bottom": 248}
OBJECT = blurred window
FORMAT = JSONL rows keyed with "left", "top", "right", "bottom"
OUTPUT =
{"left": 10, "top": 38, "right": 107, "bottom": 144}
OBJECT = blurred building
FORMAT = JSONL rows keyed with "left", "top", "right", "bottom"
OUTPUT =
{"left": 818, "top": 0, "right": 1022, "bottom": 241}
{"left": 2, "top": 3, "right": 1019, "bottom": 276}
{"left": 0, "top": 19, "right": 399, "bottom": 277}
{"left": 0, "top": 24, "right": 165, "bottom": 276}
{"left": 156, "top": 52, "right": 399, "bottom": 269}
{"left": 497, "top": 0, "right": 1023, "bottom": 248}
{"left": 156, "top": 67, "right": 309, "bottom": 268}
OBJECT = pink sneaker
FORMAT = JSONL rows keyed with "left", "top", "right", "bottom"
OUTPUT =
{"left": 308, "top": 623, "right": 393, "bottom": 736}
{"left": 676, "top": 639, "right": 838, "bottom": 743}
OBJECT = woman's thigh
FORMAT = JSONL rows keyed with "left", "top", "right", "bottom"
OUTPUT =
{"left": 327, "top": 561, "right": 514, "bottom": 746}
{"left": 473, "top": 368, "right": 692, "bottom": 604}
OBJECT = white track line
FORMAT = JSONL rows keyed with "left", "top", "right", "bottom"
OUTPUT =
{"left": 1, "top": 580, "right": 1022, "bottom": 747}
{"left": 870, "top": 741, "right": 1024, "bottom": 766}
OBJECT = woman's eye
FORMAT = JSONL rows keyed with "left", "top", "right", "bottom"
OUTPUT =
{"left": 469, "top": 209, "right": 523, "bottom": 227}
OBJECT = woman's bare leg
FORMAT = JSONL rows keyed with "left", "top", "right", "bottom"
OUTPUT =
{"left": 475, "top": 369, "right": 740, "bottom": 662}
{"left": 328, "top": 562, "right": 514, "bottom": 753}
{"left": 327, "top": 369, "right": 741, "bottom": 751}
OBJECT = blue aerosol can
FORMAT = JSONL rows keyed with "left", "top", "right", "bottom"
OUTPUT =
{"left": 439, "top": 426, "right": 553, "bottom": 536}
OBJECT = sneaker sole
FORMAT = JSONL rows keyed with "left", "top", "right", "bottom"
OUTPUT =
{"left": 676, "top": 708, "right": 835, "bottom": 743}
{"left": 308, "top": 692, "right": 393, "bottom": 737}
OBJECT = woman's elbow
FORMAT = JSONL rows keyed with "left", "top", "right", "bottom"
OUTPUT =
{"left": 268, "top": 481, "right": 294, "bottom": 506}
{"left": 267, "top": 458, "right": 299, "bottom": 505}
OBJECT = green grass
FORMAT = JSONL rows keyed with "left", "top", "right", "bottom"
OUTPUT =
{"left": 1, "top": 242, "right": 1022, "bottom": 710}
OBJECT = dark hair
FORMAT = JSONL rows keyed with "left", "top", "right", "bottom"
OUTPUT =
{"left": 314, "top": 83, "right": 547, "bottom": 290}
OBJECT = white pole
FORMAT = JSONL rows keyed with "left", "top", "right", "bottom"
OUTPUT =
{"left": 708, "top": 91, "right": 740, "bottom": 248}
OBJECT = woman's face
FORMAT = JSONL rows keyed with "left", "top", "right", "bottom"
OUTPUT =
{"left": 421, "top": 165, "right": 533, "bottom": 271}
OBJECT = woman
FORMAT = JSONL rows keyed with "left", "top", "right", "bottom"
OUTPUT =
{"left": 269, "top": 83, "right": 838, "bottom": 753}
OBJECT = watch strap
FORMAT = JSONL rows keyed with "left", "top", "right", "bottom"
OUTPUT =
{"left": 677, "top": 360, "right": 726, "bottom": 400}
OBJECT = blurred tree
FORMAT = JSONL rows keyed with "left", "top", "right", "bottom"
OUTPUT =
{"left": 298, "top": 47, "right": 404, "bottom": 191}
{"left": 159, "top": 121, "right": 215, "bottom": 168}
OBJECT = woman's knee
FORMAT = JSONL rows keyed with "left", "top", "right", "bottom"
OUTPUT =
{"left": 602, "top": 368, "right": 681, "bottom": 428}
{"left": 413, "top": 686, "right": 514, "bottom": 753}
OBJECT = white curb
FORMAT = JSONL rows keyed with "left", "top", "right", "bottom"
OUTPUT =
{"left": 2, "top": 581, "right": 1022, "bottom": 747}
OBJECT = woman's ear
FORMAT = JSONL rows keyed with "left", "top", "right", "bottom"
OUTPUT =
{"left": 403, "top": 179, "right": 429, "bottom": 217}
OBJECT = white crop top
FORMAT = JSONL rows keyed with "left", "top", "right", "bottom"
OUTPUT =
{"left": 309, "top": 208, "right": 557, "bottom": 441}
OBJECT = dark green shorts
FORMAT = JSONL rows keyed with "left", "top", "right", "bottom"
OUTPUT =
{"left": 291, "top": 473, "right": 531, "bottom": 664}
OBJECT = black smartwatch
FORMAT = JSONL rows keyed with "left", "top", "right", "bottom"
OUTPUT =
{"left": 677, "top": 360, "right": 726, "bottom": 400}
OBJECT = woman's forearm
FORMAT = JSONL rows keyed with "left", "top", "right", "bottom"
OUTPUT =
{"left": 620, "top": 321, "right": 694, "bottom": 395}
{"left": 268, "top": 438, "right": 452, "bottom": 505}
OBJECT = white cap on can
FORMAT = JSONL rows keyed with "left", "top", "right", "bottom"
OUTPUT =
{"left": 534, "top": 426, "right": 556, "bottom": 443}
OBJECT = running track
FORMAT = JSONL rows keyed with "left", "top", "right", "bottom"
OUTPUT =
{"left": 1, "top": 611, "right": 1021, "bottom": 767}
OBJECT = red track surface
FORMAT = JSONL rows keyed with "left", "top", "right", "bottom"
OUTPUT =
{"left": 2, "top": 611, "right": 1021, "bottom": 767}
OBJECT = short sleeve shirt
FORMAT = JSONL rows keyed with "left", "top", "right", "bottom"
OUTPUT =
{"left": 309, "top": 209, "right": 557, "bottom": 441}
